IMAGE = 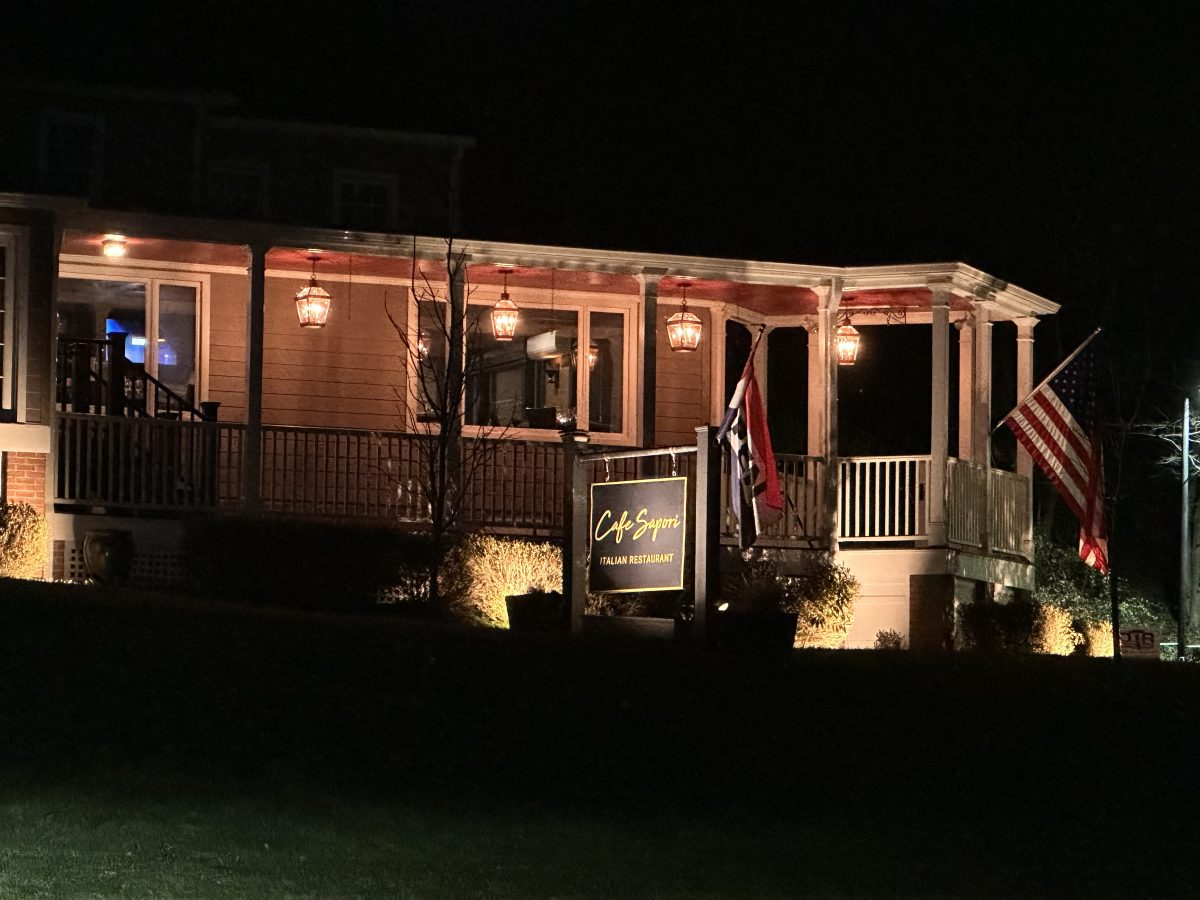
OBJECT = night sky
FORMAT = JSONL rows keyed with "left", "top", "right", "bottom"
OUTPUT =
{"left": 5, "top": 1, "right": 1199, "bottom": 590}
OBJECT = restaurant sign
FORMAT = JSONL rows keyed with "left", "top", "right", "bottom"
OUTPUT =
{"left": 588, "top": 476, "right": 687, "bottom": 593}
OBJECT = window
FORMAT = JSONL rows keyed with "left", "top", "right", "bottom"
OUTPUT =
{"left": 39, "top": 111, "right": 104, "bottom": 197}
{"left": 463, "top": 302, "right": 630, "bottom": 439}
{"left": 58, "top": 275, "right": 201, "bottom": 399}
{"left": 206, "top": 160, "right": 270, "bottom": 219}
{"left": 333, "top": 170, "right": 398, "bottom": 231}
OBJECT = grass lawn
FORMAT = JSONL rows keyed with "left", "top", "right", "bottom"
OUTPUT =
{"left": 1, "top": 579, "right": 1199, "bottom": 898}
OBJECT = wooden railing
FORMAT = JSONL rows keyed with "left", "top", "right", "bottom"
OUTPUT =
{"left": 52, "top": 413, "right": 1032, "bottom": 560}
{"left": 56, "top": 335, "right": 211, "bottom": 421}
{"left": 721, "top": 453, "right": 825, "bottom": 546}
{"left": 255, "top": 426, "right": 571, "bottom": 531}
{"left": 55, "top": 412, "right": 237, "bottom": 511}
{"left": 946, "top": 457, "right": 987, "bottom": 548}
{"left": 989, "top": 468, "right": 1030, "bottom": 557}
{"left": 838, "top": 455, "right": 929, "bottom": 541}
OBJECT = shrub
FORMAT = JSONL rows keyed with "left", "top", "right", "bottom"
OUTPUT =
{"left": 722, "top": 550, "right": 859, "bottom": 649}
{"left": 1036, "top": 604, "right": 1082, "bottom": 655}
{"left": 0, "top": 503, "right": 49, "bottom": 580}
{"left": 183, "top": 515, "right": 433, "bottom": 612}
{"left": 1079, "top": 620, "right": 1114, "bottom": 657}
{"left": 585, "top": 591, "right": 678, "bottom": 618}
{"left": 958, "top": 600, "right": 1083, "bottom": 655}
{"left": 443, "top": 535, "right": 562, "bottom": 628}
{"left": 874, "top": 628, "right": 904, "bottom": 650}
{"left": 958, "top": 601, "right": 1037, "bottom": 652}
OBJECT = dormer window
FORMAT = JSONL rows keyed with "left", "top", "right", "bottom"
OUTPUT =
{"left": 333, "top": 170, "right": 398, "bottom": 231}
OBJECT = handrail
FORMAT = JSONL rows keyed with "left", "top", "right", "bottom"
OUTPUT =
{"left": 56, "top": 335, "right": 211, "bottom": 422}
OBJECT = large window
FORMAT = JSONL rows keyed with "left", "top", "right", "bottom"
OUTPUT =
{"left": 58, "top": 275, "right": 202, "bottom": 399}
{"left": 464, "top": 303, "right": 629, "bottom": 438}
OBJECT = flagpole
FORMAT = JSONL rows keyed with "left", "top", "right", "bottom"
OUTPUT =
{"left": 991, "top": 327, "right": 1103, "bottom": 436}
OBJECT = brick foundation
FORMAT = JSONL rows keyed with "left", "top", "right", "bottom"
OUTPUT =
{"left": 3, "top": 451, "right": 47, "bottom": 513}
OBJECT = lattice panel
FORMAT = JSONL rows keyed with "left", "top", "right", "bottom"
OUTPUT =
{"left": 53, "top": 540, "right": 183, "bottom": 587}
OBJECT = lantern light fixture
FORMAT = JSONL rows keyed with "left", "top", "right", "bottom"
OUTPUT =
{"left": 101, "top": 234, "right": 127, "bottom": 257}
{"left": 416, "top": 330, "right": 432, "bottom": 361}
{"left": 666, "top": 281, "right": 703, "bottom": 352}
{"left": 836, "top": 315, "right": 861, "bottom": 366}
{"left": 587, "top": 341, "right": 599, "bottom": 369}
{"left": 295, "top": 253, "right": 332, "bottom": 329}
{"left": 491, "top": 267, "right": 519, "bottom": 341}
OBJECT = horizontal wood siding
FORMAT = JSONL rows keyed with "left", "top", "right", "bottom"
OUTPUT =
{"left": 206, "top": 272, "right": 248, "bottom": 421}
{"left": 653, "top": 304, "right": 710, "bottom": 447}
{"left": 205, "top": 273, "right": 409, "bottom": 431}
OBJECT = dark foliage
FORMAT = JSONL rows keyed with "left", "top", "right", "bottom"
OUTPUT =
{"left": 958, "top": 600, "right": 1042, "bottom": 653}
{"left": 182, "top": 514, "right": 433, "bottom": 612}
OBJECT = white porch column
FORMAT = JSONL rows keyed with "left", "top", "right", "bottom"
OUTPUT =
{"left": 1013, "top": 317, "right": 1037, "bottom": 480}
{"left": 972, "top": 305, "right": 993, "bottom": 467}
{"left": 818, "top": 278, "right": 842, "bottom": 549}
{"left": 637, "top": 269, "right": 664, "bottom": 448}
{"left": 807, "top": 323, "right": 823, "bottom": 457}
{"left": 956, "top": 319, "right": 974, "bottom": 461}
{"left": 928, "top": 285, "right": 951, "bottom": 546}
{"left": 243, "top": 242, "right": 267, "bottom": 511}
{"left": 709, "top": 303, "right": 728, "bottom": 426}
{"left": 753, "top": 324, "right": 772, "bottom": 416}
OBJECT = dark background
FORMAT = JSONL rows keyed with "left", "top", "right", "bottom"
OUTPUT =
{"left": 4, "top": 1, "right": 1198, "bottom": 598}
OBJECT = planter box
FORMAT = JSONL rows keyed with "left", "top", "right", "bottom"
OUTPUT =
{"left": 505, "top": 591, "right": 568, "bottom": 633}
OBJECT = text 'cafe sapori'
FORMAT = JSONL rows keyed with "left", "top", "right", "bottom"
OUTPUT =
{"left": 588, "top": 477, "right": 688, "bottom": 594}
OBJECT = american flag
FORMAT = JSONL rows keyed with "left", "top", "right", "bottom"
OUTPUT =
{"left": 716, "top": 334, "right": 783, "bottom": 549}
{"left": 1003, "top": 331, "right": 1108, "bottom": 573}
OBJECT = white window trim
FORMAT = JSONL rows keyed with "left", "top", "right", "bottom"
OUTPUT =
{"left": 56, "top": 264, "right": 211, "bottom": 402}
{"left": 332, "top": 169, "right": 399, "bottom": 230}
{"left": 405, "top": 285, "right": 639, "bottom": 446}
{"left": 206, "top": 159, "right": 272, "bottom": 219}
{"left": 38, "top": 110, "right": 105, "bottom": 198}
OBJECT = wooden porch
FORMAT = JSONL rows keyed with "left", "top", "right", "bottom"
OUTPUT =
{"left": 52, "top": 412, "right": 1030, "bottom": 558}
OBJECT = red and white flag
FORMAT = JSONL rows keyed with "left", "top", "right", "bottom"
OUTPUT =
{"left": 1003, "top": 330, "right": 1108, "bottom": 573}
{"left": 717, "top": 333, "right": 783, "bottom": 549}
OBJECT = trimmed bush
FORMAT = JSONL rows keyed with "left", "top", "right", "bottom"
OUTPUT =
{"left": 1037, "top": 604, "right": 1082, "bottom": 655}
{"left": 1080, "top": 620, "right": 1114, "bottom": 657}
{"left": 443, "top": 535, "right": 562, "bottom": 628}
{"left": 0, "top": 503, "right": 49, "bottom": 580}
{"left": 723, "top": 550, "right": 859, "bottom": 648}
{"left": 182, "top": 515, "right": 434, "bottom": 612}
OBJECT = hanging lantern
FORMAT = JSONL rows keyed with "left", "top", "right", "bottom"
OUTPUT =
{"left": 836, "top": 317, "right": 861, "bottom": 366}
{"left": 295, "top": 253, "right": 332, "bottom": 328}
{"left": 491, "top": 268, "right": 519, "bottom": 340}
{"left": 666, "top": 282, "right": 702, "bottom": 352}
{"left": 416, "top": 330, "right": 431, "bottom": 360}
{"left": 587, "top": 341, "right": 599, "bottom": 369}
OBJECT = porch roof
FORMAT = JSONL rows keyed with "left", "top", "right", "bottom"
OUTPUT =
{"left": 50, "top": 201, "right": 1060, "bottom": 321}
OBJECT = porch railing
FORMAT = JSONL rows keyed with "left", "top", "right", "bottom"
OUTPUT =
{"left": 52, "top": 415, "right": 1031, "bottom": 560}
{"left": 722, "top": 453, "right": 826, "bottom": 546}
{"left": 946, "top": 457, "right": 987, "bottom": 548}
{"left": 55, "top": 412, "right": 237, "bottom": 511}
{"left": 838, "top": 455, "right": 929, "bottom": 541}
{"left": 988, "top": 468, "right": 1031, "bottom": 556}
